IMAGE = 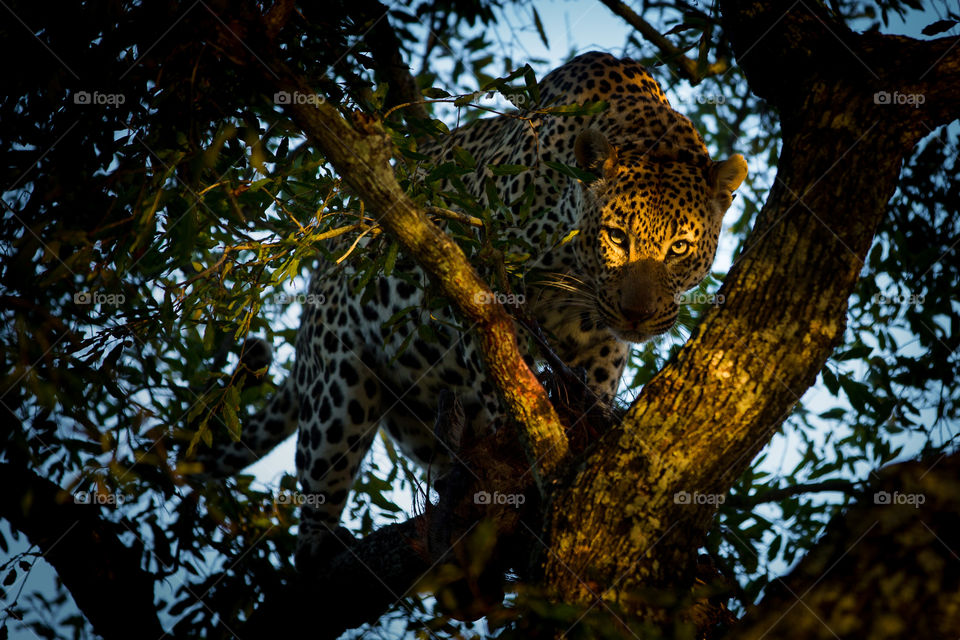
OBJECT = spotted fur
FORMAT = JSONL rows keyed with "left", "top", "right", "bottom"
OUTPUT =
{"left": 200, "top": 52, "right": 747, "bottom": 567}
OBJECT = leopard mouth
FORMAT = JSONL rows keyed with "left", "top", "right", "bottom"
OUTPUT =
{"left": 608, "top": 324, "right": 658, "bottom": 343}
{"left": 604, "top": 313, "right": 677, "bottom": 343}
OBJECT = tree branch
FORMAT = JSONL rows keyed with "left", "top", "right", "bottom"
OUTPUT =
{"left": 241, "top": 419, "right": 539, "bottom": 637}
{"left": 725, "top": 479, "right": 862, "bottom": 508}
{"left": 539, "top": 0, "right": 960, "bottom": 616}
{"left": 240, "top": 516, "right": 429, "bottom": 639}
{"left": 351, "top": 0, "right": 430, "bottom": 122}
{"left": 0, "top": 463, "right": 167, "bottom": 640}
{"left": 599, "top": 0, "right": 728, "bottom": 83}
{"left": 719, "top": 1, "right": 960, "bottom": 132}
{"left": 425, "top": 206, "right": 484, "bottom": 228}
{"left": 261, "top": 63, "right": 569, "bottom": 484}
{"left": 732, "top": 454, "right": 960, "bottom": 638}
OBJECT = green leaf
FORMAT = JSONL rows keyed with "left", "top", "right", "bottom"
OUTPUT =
{"left": 417, "top": 324, "right": 438, "bottom": 344}
{"left": 523, "top": 64, "right": 540, "bottom": 106}
{"left": 487, "top": 164, "right": 529, "bottom": 176}
{"left": 818, "top": 407, "right": 846, "bottom": 420}
{"left": 425, "top": 162, "right": 472, "bottom": 182}
{"left": 383, "top": 305, "right": 417, "bottom": 329}
{"left": 838, "top": 374, "right": 872, "bottom": 413}
{"left": 834, "top": 344, "right": 872, "bottom": 361}
{"left": 821, "top": 366, "right": 840, "bottom": 395}
{"left": 370, "top": 490, "right": 403, "bottom": 513}
{"left": 224, "top": 384, "right": 241, "bottom": 440}
{"left": 104, "top": 343, "right": 124, "bottom": 369}
{"left": 383, "top": 241, "right": 400, "bottom": 276}
{"left": 767, "top": 534, "right": 782, "bottom": 561}
{"left": 921, "top": 19, "right": 957, "bottom": 36}
{"left": 542, "top": 100, "right": 608, "bottom": 116}
{"left": 203, "top": 322, "right": 216, "bottom": 354}
{"left": 454, "top": 92, "right": 480, "bottom": 107}
{"left": 544, "top": 160, "right": 597, "bottom": 182}
{"left": 452, "top": 146, "right": 477, "bottom": 170}
{"left": 531, "top": 8, "right": 549, "bottom": 48}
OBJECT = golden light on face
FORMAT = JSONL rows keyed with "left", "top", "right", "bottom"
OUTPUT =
{"left": 572, "top": 148, "right": 747, "bottom": 343}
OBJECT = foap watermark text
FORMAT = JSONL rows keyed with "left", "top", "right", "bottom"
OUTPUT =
{"left": 474, "top": 292, "right": 525, "bottom": 306}
{"left": 275, "top": 490, "right": 327, "bottom": 507}
{"left": 274, "top": 91, "right": 325, "bottom": 106}
{"left": 75, "top": 291, "right": 125, "bottom": 306}
{"left": 675, "top": 292, "right": 725, "bottom": 305}
{"left": 276, "top": 292, "right": 327, "bottom": 307}
{"left": 872, "top": 292, "right": 924, "bottom": 306}
{"left": 474, "top": 490, "right": 525, "bottom": 507}
{"left": 874, "top": 91, "right": 925, "bottom": 108}
{"left": 74, "top": 91, "right": 126, "bottom": 106}
{"left": 674, "top": 490, "right": 725, "bottom": 505}
{"left": 75, "top": 490, "right": 125, "bottom": 506}
{"left": 874, "top": 490, "right": 925, "bottom": 508}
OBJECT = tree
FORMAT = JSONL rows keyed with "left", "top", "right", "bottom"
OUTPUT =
{"left": 1, "top": 1, "right": 958, "bottom": 638}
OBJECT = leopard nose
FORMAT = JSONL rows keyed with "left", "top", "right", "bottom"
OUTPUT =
{"left": 620, "top": 297, "right": 656, "bottom": 323}
{"left": 620, "top": 259, "right": 664, "bottom": 323}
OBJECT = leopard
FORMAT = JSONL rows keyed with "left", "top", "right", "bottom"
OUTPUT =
{"left": 197, "top": 51, "right": 748, "bottom": 568}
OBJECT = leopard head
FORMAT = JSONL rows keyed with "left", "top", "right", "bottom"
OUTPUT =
{"left": 572, "top": 128, "right": 748, "bottom": 343}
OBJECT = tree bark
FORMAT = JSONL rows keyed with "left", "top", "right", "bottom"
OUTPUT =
{"left": 351, "top": 0, "right": 430, "bottom": 122}
{"left": 254, "top": 65, "right": 570, "bottom": 485}
{"left": 732, "top": 453, "right": 960, "bottom": 639}
{"left": 216, "top": 1, "right": 960, "bottom": 633}
{"left": 538, "top": 0, "right": 960, "bottom": 621}
{"left": 598, "top": 0, "right": 728, "bottom": 82}
{"left": 0, "top": 463, "right": 166, "bottom": 640}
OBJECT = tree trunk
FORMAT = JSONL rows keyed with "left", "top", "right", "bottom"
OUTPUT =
{"left": 732, "top": 454, "right": 960, "bottom": 639}
{"left": 538, "top": 0, "right": 960, "bottom": 626}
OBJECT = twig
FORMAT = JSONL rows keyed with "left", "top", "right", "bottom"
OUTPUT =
{"left": 726, "top": 479, "right": 862, "bottom": 508}
{"left": 598, "top": 0, "right": 728, "bottom": 83}
{"left": 425, "top": 206, "right": 484, "bottom": 228}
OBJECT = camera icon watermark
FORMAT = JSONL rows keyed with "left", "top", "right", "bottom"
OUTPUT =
{"left": 474, "top": 490, "right": 525, "bottom": 507}
{"left": 73, "top": 91, "right": 126, "bottom": 106}
{"left": 274, "top": 91, "right": 325, "bottom": 106}
{"left": 873, "top": 91, "right": 925, "bottom": 108}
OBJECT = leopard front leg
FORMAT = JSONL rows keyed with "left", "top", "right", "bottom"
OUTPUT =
{"left": 558, "top": 333, "right": 630, "bottom": 403}
{"left": 292, "top": 345, "right": 382, "bottom": 571}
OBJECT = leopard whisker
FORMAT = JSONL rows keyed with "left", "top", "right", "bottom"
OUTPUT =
{"left": 533, "top": 272, "right": 595, "bottom": 290}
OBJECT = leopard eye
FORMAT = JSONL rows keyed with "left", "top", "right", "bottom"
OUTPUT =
{"left": 605, "top": 227, "right": 629, "bottom": 249}
{"left": 668, "top": 239, "right": 691, "bottom": 258}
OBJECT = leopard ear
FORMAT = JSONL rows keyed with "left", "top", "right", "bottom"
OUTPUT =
{"left": 711, "top": 154, "right": 748, "bottom": 194}
{"left": 575, "top": 128, "right": 618, "bottom": 179}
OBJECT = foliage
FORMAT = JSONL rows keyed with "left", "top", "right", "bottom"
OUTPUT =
{"left": 0, "top": 0, "right": 957, "bottom": 637}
